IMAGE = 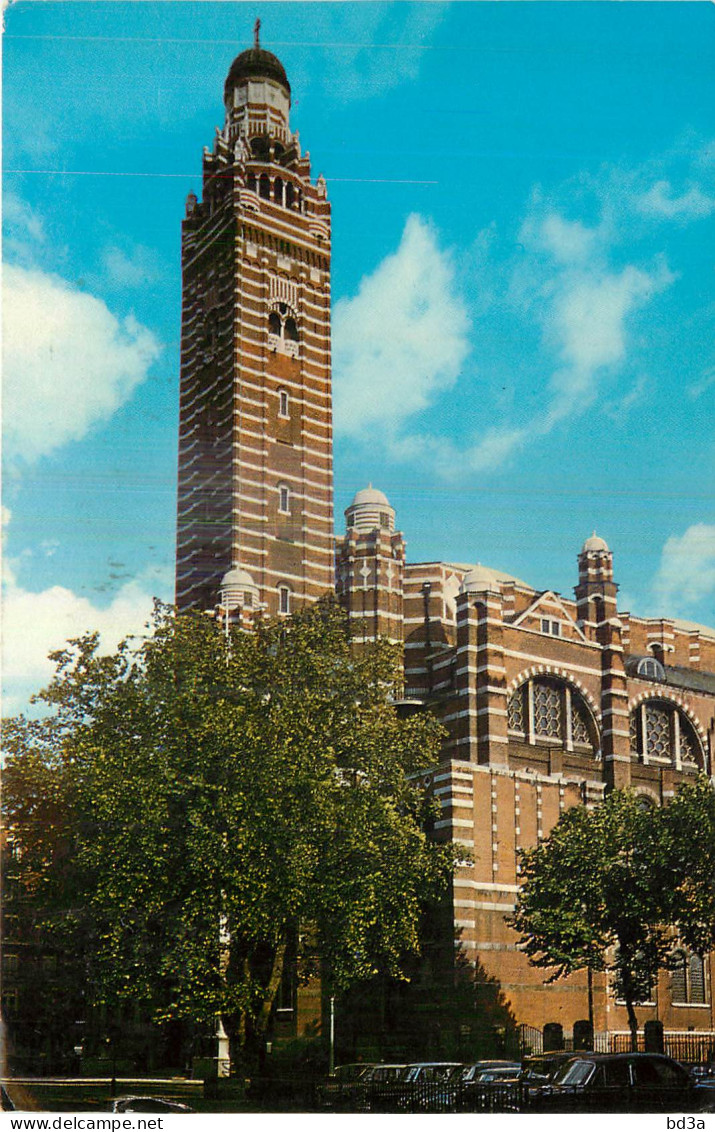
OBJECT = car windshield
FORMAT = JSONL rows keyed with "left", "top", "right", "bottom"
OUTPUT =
{"left": 444, "top": 1066, "right": 464, "bottom": 1081}
{"left": 334, "top": 1064, "right": 367, "bottom": 1082}
{"left": 553, "top": 1059, "right": 596, "bottom": 1087}
{"left": 369, "top": 1066, "right": 401, "bottom": 1082}
{"left": 400, "top": 1065, "right": 460, "bottom": 1083}
{"left": 476, "top": 1067, "right": 518, "bottom": 1082}
{"left": 522, "top": 1058, "right": 564, "bottom": 1081}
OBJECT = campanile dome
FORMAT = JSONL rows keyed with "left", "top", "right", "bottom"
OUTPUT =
{"left": 224, "top": 46, "right": 291, "bottom": 103}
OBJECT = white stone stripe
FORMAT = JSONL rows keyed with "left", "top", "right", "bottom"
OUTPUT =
{"left": 434, "top": 819, "right": 474, "bottom": 830}
{"left": 503, "top": 648, "right": 602, "bottom": 673}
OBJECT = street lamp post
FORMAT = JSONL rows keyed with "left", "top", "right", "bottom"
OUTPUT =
{"left": 329, "top": 996, "right": 335, "bottom": 1075}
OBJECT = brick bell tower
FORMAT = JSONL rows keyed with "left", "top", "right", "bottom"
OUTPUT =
{"left": 176, "top": 22, "right": 334, "bottom": 618}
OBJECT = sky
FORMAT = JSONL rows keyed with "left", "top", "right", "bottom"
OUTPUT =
{"left": 3, "top": 1, "right": 715, "bottom": 714}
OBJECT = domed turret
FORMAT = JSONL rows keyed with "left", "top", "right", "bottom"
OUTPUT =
{"left": 581, "top": 531, "right": 609, "bottom": 554}
{"left": 219, "top": 564, "right": 260, "bottom": 612}
{"left": 460, "top": 564, "right": 503, "bottom": 595}
{"left": 345, "top": 484, "right": 395, "bottom": 534}
{"left": 575, "top": 532, "right": 617, "bottom": 624}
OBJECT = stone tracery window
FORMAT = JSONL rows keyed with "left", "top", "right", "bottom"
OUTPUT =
{"left": 629, "top": 698, "right": 703, "bottom": 768}
{"left": 507, "top": 677, "right": 598, "bottom": 755}
{"left": 507, "top": 685, "right": 526, "bottom": 733}
{"left": 646, "top": 703, "right": 670, "bottom": 759}
{"left": 672, "top": 952, "right": 707, "bottom": 1005}
{"left": 533, "top": 681, "right": 562, "bottom": 739}
{"left": 571, "top": 698, "right": 592, "bottom": 747}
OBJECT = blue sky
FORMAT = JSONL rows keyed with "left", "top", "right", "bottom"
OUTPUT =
{"left": 3, "top": 1, "right": 714, "bottom": 712}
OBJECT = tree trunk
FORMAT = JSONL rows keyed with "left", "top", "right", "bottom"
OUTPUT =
{"left": 254, "top": 935, "right": 288, "bottom": 1046}
{"left": 625, "top": 994, "right": 639, "bottom": 1052}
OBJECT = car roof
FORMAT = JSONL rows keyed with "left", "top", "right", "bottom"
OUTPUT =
{"left": 524, "top": 1051, "right": 587, "bottom": 1061}
{"left": 561, "top": 1053, "right": 680, "bottom": 1064}
{"left": 470, "top": 1060, "right": 520, "bottom": 1066}
{"left": 406, "top": 1061, "right": 462, "bottom": 1067}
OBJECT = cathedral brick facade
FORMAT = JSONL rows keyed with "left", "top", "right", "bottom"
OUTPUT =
{"left": 177, "top": 35, "right": 715, "bottom": 1046}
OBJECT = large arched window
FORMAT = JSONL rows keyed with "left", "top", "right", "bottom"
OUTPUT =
{"left": 629, "top": 699, "right": 704, "bottom": 768}
{"left": 507, "top": 677, "right": 598, "bottom": 755}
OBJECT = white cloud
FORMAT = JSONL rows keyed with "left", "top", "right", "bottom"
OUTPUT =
{"left": 521, "top": 212, "right": 600, "bottom": 265}
{"left": 687, "top": 367, "right": 715, "bottom": 400}
{"left": 1, "top": 516, "right": 170, "bottom": 716}
{"left": 3, "top": 263, "right": 161, "bottom": 463}
{"left": 3, "top": 191, "right": 46, "bottom": 264}
{"left": 314, "top": 4, "right": 448, "bottom": 102}
{"left": 636, "top": 179, "right": 715, "bottom": 221}
{"left": 604, "top": 374, "right": 648, "bottom": 420}
{"left": 467, "top": 426, "right": 528, "bottom": 473}
{"left": 651, "top": 524, "right": 715, "bottom": 618}
{"left": 1, "top": 577, "right": 158, "bottom": 716}
{"left": 333, "top": 202, "right": 673, "bottom": 476}
{"left": 333, "top": 214, "right": 470, "bottom": 437}
{"left": 3, "top": 191, "right": 45, "bottom": 244}
{"left": 103, "top": 244, "right": 162, "bottom": 288}
{"left": 543, "top": 260, "right": 672, "bottom": 424}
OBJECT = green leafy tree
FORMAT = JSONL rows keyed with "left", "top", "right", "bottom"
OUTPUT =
{"left": 3, "top": 599, "right": 457, "bottom": 1071}
{"left": 509, "top": 782, "right": 715, "bottom": 1049}
{"left": 2, "top": 714, "right": 93, "bottom": 1071}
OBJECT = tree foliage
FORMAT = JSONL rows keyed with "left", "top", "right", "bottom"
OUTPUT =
{"left": 2, "top": 599, "right": 457, "bottom": 1067}
{"left": 509, "top": 780, "right": 715, "bottom": 1047}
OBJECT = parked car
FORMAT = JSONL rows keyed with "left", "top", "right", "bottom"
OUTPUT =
{"left": 369, "top": 1061, "right": 463, "bottom": 1113}
{"left": 463, "top": 1060, "right": 522, "bottom": 1084}
{"left": 456, "top": 1061, "right": 522, "bottom": 1112}
{"left": 356, "top": 1063, "right": 406, "bottom": 1111}
{"left": 316, "top": 1063, "right": 375, "bottom": 1109}
{"left": 530, "top": 1052, "right": 715, "bottom": 1113}
{"left": 689, "top": 1062, "right": 715, "bottom": 1085}
{"left": 111, "top": 1096, "right": 194, "bottom": 1113}
{"left": 363, "top": 1063, "right": 406, "bottom": 1083}
{"left": 521, "top": 1050, "right": 590, "bottom": 1086}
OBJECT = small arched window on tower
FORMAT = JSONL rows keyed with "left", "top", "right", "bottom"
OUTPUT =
{"left": 278, "top": 389, "right": 289, "bottom": 418}
{"left": 274, "top": 178, "right": 284, "bottom": 206}
{"left": 278, "top": 585, "right": 291, "bottom": 616}
{"left": 278, "top": 483, "right": 290, "bottom": 514}
{"left": 268, "top": 306, "right": 299, "bottom": 357}
{"left": 259, "top": 173, "right": 271, "bottom": 200}
{"left": 285, "top": 182, "right": 295, "bottom": 209}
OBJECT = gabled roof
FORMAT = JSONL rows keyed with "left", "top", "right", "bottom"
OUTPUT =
{"left": 511, "top": 590, "right": 588, "bottom": 643}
